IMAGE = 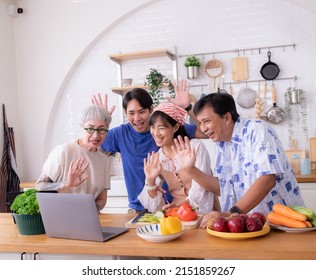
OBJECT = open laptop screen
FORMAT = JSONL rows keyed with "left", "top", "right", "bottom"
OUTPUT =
{"left": 36, "top": 193, "right": 128, "bottom": 242}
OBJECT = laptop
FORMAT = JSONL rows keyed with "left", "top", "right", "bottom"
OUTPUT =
{"left": 36, "top": 192, "right": 129, "bottom": 242}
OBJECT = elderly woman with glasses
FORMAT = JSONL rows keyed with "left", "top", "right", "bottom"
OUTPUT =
{"left": 35, "top": 105, "right": 112, "bottom": 211}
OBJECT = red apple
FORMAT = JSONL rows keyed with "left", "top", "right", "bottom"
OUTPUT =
{"left": 250, "top": 212, "right": 266, "bottom": 225}
{"left": 238, "top": 214, "right": 249, "bottom": 224}
{"left": 245, "top": 217, "right": 263, "bottom": 232}
{"left": 228, "top": 216, "right": 245, "bottom": 233}
{"left": 211, "top": 216, "right": 229, "bottom": 232}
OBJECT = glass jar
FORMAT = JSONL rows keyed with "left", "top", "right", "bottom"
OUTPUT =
{"left": 290, "top": 154, "right": 300, "bottom": 175}
{"left": 301, "top": 158, "right": 311, "bottom": 176}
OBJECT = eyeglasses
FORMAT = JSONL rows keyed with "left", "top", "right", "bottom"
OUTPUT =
{"left": 83, "top": 127, "right": 109, "bottom": 135}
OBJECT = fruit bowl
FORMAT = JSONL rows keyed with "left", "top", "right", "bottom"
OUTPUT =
{"left": 207, "top": 222, "right": 270, "bottom": 240}
{"left": 136, "top": 224, "right": 185, "bottom": 243}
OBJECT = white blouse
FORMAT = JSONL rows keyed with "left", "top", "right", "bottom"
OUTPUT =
{"left": 138, "top": 139, "right": 214, "bottom": 214}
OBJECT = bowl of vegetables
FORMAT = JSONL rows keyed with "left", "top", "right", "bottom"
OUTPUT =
{"left": 136, "top": 216, "right": 185, "bottom": 243}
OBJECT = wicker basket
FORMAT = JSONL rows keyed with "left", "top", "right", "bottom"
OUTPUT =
{"left": 205, "top": 59, "right": 224, "bottom": 78}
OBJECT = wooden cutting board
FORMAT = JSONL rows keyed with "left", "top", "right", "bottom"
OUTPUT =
{"left": 125, "top": 215, "right": 202, "bottom": 230}
{"left": 309, "top": 137, "right": 316, "bottom": 168}
{"left": 285, "top": 149, "right": 306, "bottom": 162}
{"left": 231, "top": 57, "right": 248, "bottom": 81}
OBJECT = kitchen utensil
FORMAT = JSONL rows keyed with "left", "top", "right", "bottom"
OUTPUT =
{"left": 263, "top": 81, "right": 267, "bottom": 99}
{"left": 228, "top": 83, "right": 233, "bottom": 95}
{"left": 260, "top": 51, "right": 280, "bottom": 80}
{"left": 236, "top": 87, "right": 257, "bottom": 109}
{"left": 131, "top": 209, "right": 148, "bottom": 223}
{"left": 289, "top": 88, "right": 303, "bottom": 104}
{"left": 256, "top": 83, "right": 268, "bottom": 121}
{"left": 309, "top": 137, "right": 316, "bottom": 170}
{"left": 231, "top": 56, "right": 248, "bottom": 81}
{"left": 266, "top": 84, "right": 284, "bottom": 124}
{"left": 285, "top": 143, "right": 306, "bottom": 166}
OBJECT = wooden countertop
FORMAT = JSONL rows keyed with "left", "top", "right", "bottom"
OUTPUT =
{"left": 20, "top": 171, "right": 316, "bottom": 189}
{"left": 295, "top": 171, "right": 316, "bottom": 183}
{"left": 0, "top": 213, "right": 315, "bottom": 260}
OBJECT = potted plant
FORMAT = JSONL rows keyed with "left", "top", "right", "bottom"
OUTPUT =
{"left": 144, "top": 68, "right": 174, "bottom": 107}
{"left": 10, "top": 189, "right": 45, "bottom": 235}
{"left": 184, "top": 55, "right": 201, "bottom": 79}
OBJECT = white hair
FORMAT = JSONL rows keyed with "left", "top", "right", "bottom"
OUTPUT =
{"left": 79, "top": 105, "right": 112, "bottom": 126}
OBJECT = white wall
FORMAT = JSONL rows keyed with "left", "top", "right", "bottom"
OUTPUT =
{"left": 47, "top": 0, "right": 316, "bottom": 176}
{"left": 10, "top": 0, "right": 152, "bottom": 180}
{"left": 0, "top": 0, "right": 19, "bottom": 153}
{"left": 0, "top": 0, "right": 316, "bottom": 182}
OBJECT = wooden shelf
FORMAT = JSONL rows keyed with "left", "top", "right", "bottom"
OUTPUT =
{"left": 111, "top": 85, "right": 149, "bottom": 94}
{"left": 109, "top": 49, "right": 176, "bottom": 63}
{"left": 111, "top": 84, "right": 172, "bottom": 95}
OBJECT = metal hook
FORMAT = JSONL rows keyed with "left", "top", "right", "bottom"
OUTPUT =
{"left": 259, "top": 48, "right": 261, "bottom": 54}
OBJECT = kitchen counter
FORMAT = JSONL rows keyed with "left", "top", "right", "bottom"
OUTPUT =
{"left": 0, "top": 213, "right": 315, "bottom": 260}
{"left": 20, "top": 171, "right": 316, "bottom": 189}
{"left": 295, "top": 171, "right": 316, "bottom": 183}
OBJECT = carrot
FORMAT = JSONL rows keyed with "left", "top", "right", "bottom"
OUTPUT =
{"left": 267, "top": 212, "right": 307, "bottom": 228}
{"left": 272, "top": 204, "right": 307, "bottom": 221}
{"left": 165, "top": 207, "right": 179, "bottom": 218}
{"left": 303, "top": 220, "right": 312, "bottom": 228}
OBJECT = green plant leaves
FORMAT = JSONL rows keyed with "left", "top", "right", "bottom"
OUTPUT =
{"left": 10, "top": 189, "right": 40, "bottom": 215}
{"left": 144, "top": 68, "right": 174, "bottom": 107}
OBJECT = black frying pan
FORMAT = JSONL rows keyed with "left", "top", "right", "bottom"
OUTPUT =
{"left": 260, "top": 51, "right": 280, "bottom": 80}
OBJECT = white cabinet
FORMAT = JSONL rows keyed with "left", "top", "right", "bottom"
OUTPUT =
{"left": 0, "top": 252, "right": 27, "bottom": 260}
{"left": 0, "top": 252, "right": 114, "bottom": 260}
{"left": 101, "top": 175, "right": 129, "bottom": 214}
{"left": 35, "top": 253, "right": 113, "bottom": 260}
{"left": 299, "top": 183, "right": 316, "bottom": 211}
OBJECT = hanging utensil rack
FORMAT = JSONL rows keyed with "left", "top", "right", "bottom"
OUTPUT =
{"left": 190, "top": 76, "right": 297, "bottom": 88}
{"left": 178, "top": 43, "right": 295, "bottom": 58}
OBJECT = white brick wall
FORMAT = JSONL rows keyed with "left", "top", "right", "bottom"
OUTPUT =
{"left": 46, "top": 0, "right": 316, "bottom": 176}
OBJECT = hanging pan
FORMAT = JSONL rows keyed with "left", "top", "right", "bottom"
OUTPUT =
{"left": 260, "top": 51, "right": 280, "bottom": 80}
{"left": 266, "top": 84, "right": 284, "bottom": 124}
